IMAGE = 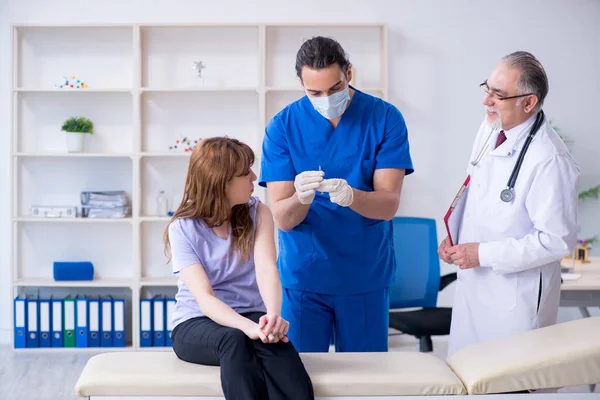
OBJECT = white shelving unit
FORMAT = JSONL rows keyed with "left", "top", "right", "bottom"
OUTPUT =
{"left": 10, "top": 23, "right": 388, "bottom": 350}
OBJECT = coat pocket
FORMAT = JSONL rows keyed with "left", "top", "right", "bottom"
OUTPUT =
{"left": 476, "top": 270, "right": 518, "bottom": 312}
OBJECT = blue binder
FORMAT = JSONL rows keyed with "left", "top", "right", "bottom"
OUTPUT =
{"left": 75, "top": 296, "right": 88, "bottom": 348}
{"left": 100, "top": 297, "right": 113, "bottom": 347}
{"left": 51, "top": 297, "right": 63, "bottom": 347}
{"left": 140, "top": 298, "right": 153, "bottom": 347}
{"left": 113, "top": 298, "right": 125, "bottom": 347}
{"left": 26, "top": 296, "right": 39, "bottom": 348}
{"left": 13, "top": 296, "right": 27, "bottom": 349}
{"left": 88, "top": 298, "right": 100, "bottom": 347}
{"left": 39, "top": 299, "right": 52, "bottom": 348}
{"left": 165, "top": 298, "right": 176, "bottom": 347}
{"left": 152, "top": 296, "right": 165, "bottom": 347}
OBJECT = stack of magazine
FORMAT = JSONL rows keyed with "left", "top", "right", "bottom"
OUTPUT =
{"left": 80, "top": 191, "right": 130, "bottom": 219}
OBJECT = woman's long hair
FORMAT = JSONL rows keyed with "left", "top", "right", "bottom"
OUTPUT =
{"left": 164, "top": 137, "right": 255, "bottom": 263}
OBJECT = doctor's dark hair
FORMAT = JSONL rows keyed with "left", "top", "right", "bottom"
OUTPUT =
{"left": 163, "top": 137, "right": 255, "bottom": 263}
{"left": 295, "top": 36, "right": 351, "bottom": 79}
{"left": 502, "top": 51, "right": 548, "bottom": 111}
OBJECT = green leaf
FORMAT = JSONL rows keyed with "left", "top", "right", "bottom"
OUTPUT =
{"left": 582, "top": 235, "right": 599, "bottom": 247}
{"left": 579, "top": 185, "right": 600, "bottom": 201}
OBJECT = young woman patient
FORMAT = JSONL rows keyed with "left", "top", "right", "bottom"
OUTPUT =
{"left": 163, "top": 137, "right": 314, "bottom": 400}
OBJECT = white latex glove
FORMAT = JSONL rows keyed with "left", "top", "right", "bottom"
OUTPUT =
{"left": 318, "top": 178, "right": 354, "bottom": 207}
{"left": 294, "top": 170, "right": 325, "bottom": 205}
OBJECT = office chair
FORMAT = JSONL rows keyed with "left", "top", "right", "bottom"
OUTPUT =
{"left": 388, "top": 217, "right": 457, "bottom": 352}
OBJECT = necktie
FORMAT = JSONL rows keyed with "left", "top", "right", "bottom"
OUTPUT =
{"left": 495, "top": 130, "right": 507, "bottom": 149}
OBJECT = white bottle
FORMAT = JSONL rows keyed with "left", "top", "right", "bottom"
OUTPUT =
{"left": 157, "top": 191, "right": 168, "bottom": 216}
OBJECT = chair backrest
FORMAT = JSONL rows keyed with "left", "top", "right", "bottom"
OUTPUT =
{"left": 389, "top": 217, "right": 440, "bottom": 309}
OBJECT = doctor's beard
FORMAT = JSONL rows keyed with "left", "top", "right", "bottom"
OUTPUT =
{"left": 484, "top": 106, "right": 503, "bottom": 131}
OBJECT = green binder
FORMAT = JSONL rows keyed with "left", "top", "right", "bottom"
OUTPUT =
{"left": 63, "top": 297, "right": 76, "bottom": 348}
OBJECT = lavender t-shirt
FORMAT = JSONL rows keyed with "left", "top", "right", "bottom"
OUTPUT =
{"left": 168, "top": 196, "right": 266, "bottom": 329}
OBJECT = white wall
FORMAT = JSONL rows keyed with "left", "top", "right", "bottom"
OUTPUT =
{"left": 1, "top": 0, "right": 599, "bottom": 344}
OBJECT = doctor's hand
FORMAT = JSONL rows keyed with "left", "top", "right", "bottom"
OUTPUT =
{"left": 447, "top": 243, "right": 480, "bottom": 270}
{"left": 294, "top": 170, "right": 325, "bottom": 205}
{"left": 438, "top": 237, "right": 453, "bottom": 264}
{"left": 318, "top": 178, "right": 354, "bottom": 207}
{"left": 258, "top": 313, "right": 290, "bottom": 344}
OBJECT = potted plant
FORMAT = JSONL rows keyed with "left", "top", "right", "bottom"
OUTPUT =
{"left": 62, "top": 116, "right": 94, "bottom": 153}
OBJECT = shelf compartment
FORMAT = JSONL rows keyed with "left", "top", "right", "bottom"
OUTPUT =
{"left": 265, "top": 25, "right": 384, "bottom": 88}
{"left": 141, "top": 91, "right": 259, "bottom": 153}
{"left": 16, "top": 26, "right": 133, "bottom": 89}
{"left": 16, "top": 157, "right": 132, "bottom": 218}
{"left": 140, "top": 157, "right": 188, "bottom": 218}
{"left": 141, "top": 26, "right": 259, "bottom": 89}
{"left": 141, "top": 219, "right": 173, "bottom": 281}
{"left": 13, "top": 285, "right": 134, "bottom": 349}
{"left": 16, "top": 223, "right": 134, "bottom": 281}
{"left": 16, "top": 91, "right": 134, "bottom": 154}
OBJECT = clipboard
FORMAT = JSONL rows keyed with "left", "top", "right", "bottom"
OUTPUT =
{"left": 444, "top": 175, "right": 471, "bottom": 246}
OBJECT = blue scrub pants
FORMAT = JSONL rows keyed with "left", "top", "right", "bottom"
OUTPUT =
{"left": 281, "top": 287, "right": 390, "bottom": 352}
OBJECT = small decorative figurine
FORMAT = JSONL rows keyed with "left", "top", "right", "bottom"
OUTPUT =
{"left": 193, "top": 61, "right": 206, "bottom": 77}
{"left": 168, "top": 136, "right": 201, "bottom": 153}
{"left": 563, "top": 239, "right": 591, "bottom": 265}
{"left": 55, "top": 75, "right": 88, "bottom": 89}
{"left": 574, "top": 240, "right": 591, "bottom": 263}
{"left": 192, "top": 61, "right": 206, "bottom": 85}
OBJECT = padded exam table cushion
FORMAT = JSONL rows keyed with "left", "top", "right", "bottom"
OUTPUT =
{"left": 75, "top": 317, "right": 600, "bottom": 397}
{"left": 447, "top": 316, "right": 600, "bottom": 394}
{"left": 75, "top": 351, "right": 466, "bottom": 397}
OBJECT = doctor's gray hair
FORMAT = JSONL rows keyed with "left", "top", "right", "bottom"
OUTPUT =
{"left": 501, "top": 51, "right": 548, "bottom": 112}
{"left": 295, "top": 36, "right": 351, "bottom": 79}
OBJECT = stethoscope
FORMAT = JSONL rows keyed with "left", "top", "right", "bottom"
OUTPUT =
{"left": 470, "top": 110, "right": 545, "bottom": 203}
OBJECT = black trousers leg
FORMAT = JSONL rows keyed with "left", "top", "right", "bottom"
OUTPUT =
{"left": 171, "top": 316, "right": 267, "bottom": 400}
{"left": 245, "top": 312, "right": 315, "bottom": 400}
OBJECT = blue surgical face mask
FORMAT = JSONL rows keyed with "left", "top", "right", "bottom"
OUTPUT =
{"left": 308, "top": 85, "right": 350, "bottom": 120}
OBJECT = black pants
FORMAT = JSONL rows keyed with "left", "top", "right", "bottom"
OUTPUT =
{"left": 172, "top": 312, "right": 314, "bottom": 400}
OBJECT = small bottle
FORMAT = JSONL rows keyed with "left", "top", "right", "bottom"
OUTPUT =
{"left": 157, "top": 191, "right": 168, "bottom": 216}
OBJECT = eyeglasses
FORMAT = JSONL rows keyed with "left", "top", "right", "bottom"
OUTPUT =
{"left": 480, "top": 80, "right": 535, "bottom": 101}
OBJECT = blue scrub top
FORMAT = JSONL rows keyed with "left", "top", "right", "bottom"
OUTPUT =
{"left": 259, "top": 88, "right": 414, "bottom": 295}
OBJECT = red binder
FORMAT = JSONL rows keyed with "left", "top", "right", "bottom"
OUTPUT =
{"left": 444, "top": 175, "right": 471, "bottom": 246}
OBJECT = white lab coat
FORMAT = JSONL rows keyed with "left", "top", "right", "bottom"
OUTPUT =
{"left": 447, "top": 114, "right": 580, "bottom": 357}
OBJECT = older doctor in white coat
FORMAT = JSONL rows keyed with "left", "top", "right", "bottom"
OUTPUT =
{"left": 439, "top": 51, "right": 580, "bottom": 357}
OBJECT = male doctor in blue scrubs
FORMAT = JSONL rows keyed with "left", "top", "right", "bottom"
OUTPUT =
{"left": 259, "top": 36, "right": 414, "bottom": 352}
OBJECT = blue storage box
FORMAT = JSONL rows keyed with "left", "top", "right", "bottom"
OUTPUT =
{"left": 53, "top": 261, "right": 94, "bottom": 281}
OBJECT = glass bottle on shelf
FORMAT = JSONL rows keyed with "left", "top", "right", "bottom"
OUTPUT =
{"left": 157, "top": 191, "right": 168, "bottom": 216}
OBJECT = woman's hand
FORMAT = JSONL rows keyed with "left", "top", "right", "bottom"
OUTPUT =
{"left": 243, "top": 322, "right": 268, "bottom": 342}
{"left": 259, "top": 313, "right": 290, "bottom": 343}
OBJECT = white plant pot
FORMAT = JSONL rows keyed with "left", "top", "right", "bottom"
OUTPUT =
{"left": 65, "top": 131, "right": 86, "bottom": 153}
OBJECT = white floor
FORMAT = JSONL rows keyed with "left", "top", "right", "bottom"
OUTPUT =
{"left": 0, "top": 333, "right": 597, "bottom": 400}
